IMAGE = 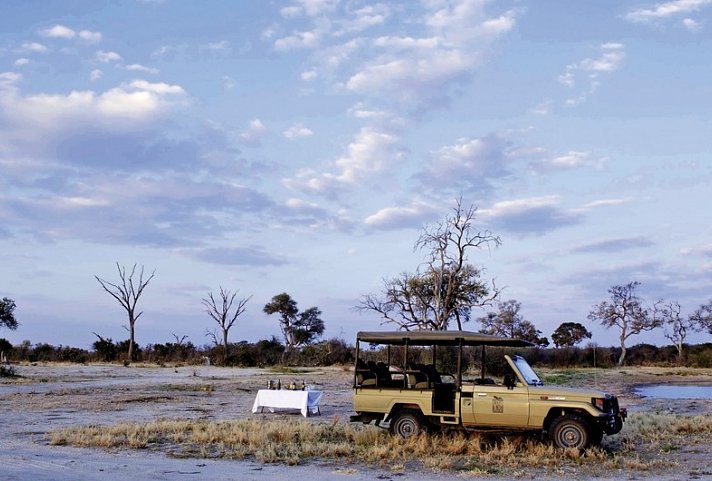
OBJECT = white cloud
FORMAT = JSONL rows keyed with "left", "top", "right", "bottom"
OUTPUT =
{"left": 558, "top": 43, "right": 625, "bottom": 106}
{"left": 206, "top": 40, "right": 231, "bottom": 53}
{"left": 481, "top": 196, "right": 582, "bottom": 235}
{"left": 336, "top": 2, "right": 519, "bottom": 111}
{"left": 334, "top": 4, "right": 390, "bottom": 35}
{"left": 0, "top": 76, "right": 187, "bottom": 139}
{"left": 78, "top": 30, "right": 102, "bottom": 43}
{"left": 301, "top": 70, "right": 318, "bottom": 81}
{"left": 283, "top": 123, "right": 314, "bottom": 139}
{"left": 221, "top": 75, "right": 237, "bottom": 90}
{"left": 90, "top": 69, "right": 103, "bottom": 82}
{"left": 275, "top": 30, "right": 320, "bottom": 51}
{"left": 239, "top": 119, "right": 267, "bottom": 146}
{"left": 682, "top": 17, "right": 703, "bottom": 30}
{"left": 96, "top": 50, "right": 122, "bottom": 63}
{"left": 364, "top": 202, "right": 437, "bottom": 229}
{"left": 625, "top": 0, "right": 712, "bottom": 23}
{"left": 40, "top": 24, "right": 76, "bottom": 39}
{"left": 124, "top": 64, "right": 160, "bottom": 74}
{"left": 128, "top": 79, "right": 185, "bottom": 95}
{"left": 533, "top": 151, "right": 607, "bottom": 171}
{"left": 38, "top": 25, "right": 102, "bottom": 43}
{"left": 680, "top": 243, "right": 712, "bottom": 257}
{"left": 21, "top": 42, "right": 49, "bottom": 53}
{"left": 283, "top": 127, "right": 401, "bottom": 195}
{"left": 415, "top": 135, "right": 510, "bottom": 193}
{"left": 280, "top": 0, "right": 339, "bottom": 18}
{"left": 14, "top": 58, "right": 29, "bottom": 67}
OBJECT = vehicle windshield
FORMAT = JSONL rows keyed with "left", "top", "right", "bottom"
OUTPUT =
{"left": 513, "top": 356, "right": 544, "bottom": 386}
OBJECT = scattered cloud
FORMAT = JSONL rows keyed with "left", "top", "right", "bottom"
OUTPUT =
{"left": 96, "top": 50, "right": 122, "bottom": 63}
{"left": 364, "top": 202, "right": 438, "bottom": 230}
{"left": 680, "top": 243, "right": 712, "bottom": 257}
{"left": 532, "top": 151, "right": 607, "bottom": 172}
{"left": 682, "top": 17, "right": 704, "bottom": 30}
{"left": 283, "top": 123, "right": 314, "bottom": 139}
{"left": 283, "top": 127, "right": 401, "bottom": 196}
{"left": 14, "top": 58, "right": 29, "bottom": 67}
{"left": 78, "top": 30, "right": 103, "bottom": 43}
{"left": 239, "top": 119, "right": 268, "bottom": 146}
{"left": 481, "top": 196, "right": 583, "bottom": 235}
{"left": 124, "top": 63, "right": 159, "bottom": 74}
{"left": 280, "top": 0, "right": 339, "bottom": 18}
{"left": 39, "top": 24, "right": 102, "bottom": 43}
{"left": 185, "top": 246, "right": 288, "bottom": 266}
{"left": 558, "top": 43, "right": 625, "bottom": 106}
{"left": 625, "top": 0, "right": 712, "bottom": 23}
{"left": 40, "top": 24, "right": 76, "bottom": 39}
{"left": 20, "top": 42, "right": 49, "bottom": 53}
{"left": 571, "top": 236, "right": 655, "bottom": 254}
{"left": 274, "top": 30, "right": 321, "bottom": 51}
{"left": 90, "top": 69, "right": 103, "bottom": 81}
{"left": 414, "top": 134, "right": 511, "bottom": 193}
{"left": 206, "top": 40, "right": 232, "bottom": 53}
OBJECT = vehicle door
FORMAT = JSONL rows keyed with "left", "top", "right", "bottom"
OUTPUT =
{"left": 470, "top": 381, "right": 530, "bottom": 427}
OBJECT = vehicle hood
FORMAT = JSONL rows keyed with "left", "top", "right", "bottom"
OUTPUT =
{"left": 527, "top": 385, "right": 612, "bottom": 400}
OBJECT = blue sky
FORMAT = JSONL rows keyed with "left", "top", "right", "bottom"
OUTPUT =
{"left": 1, "top": 0, "right": 711, "bottom": 350}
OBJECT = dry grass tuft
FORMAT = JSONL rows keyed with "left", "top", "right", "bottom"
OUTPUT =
{"left": 49, "top": 411, "right": 712, "bottom": 474}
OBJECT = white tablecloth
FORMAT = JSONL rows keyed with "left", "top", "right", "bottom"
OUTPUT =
{"left": 251, "top": 389, "right": 323, "bottom": 417}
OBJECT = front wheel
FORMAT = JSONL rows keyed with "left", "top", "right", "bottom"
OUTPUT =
{"left": 549, "top": 414, "right": 591, "bottom": 450}
{"left": 390, "top": 410, "right": 424, "bottom": 438}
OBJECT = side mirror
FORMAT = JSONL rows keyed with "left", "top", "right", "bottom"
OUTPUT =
{"left": 503, "top": 373, "right": 517, "bottom": 389}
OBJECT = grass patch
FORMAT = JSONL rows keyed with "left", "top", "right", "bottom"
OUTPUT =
{"left": 49, "top": 411, "right": 712, "bottom": 474}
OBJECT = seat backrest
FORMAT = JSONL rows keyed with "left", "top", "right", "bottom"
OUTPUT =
{"left": 421, "top": 364, "right": 442, "bottom": 384}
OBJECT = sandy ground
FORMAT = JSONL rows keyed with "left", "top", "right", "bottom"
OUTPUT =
{"left": 1, "top": 362, "right": 711, "bottom": 481}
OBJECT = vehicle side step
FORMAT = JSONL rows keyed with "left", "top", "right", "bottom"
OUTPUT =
{"left": 439, "top": 416, "right": 459, "bottom": 424}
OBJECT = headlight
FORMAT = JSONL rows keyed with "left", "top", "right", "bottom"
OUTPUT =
{"left": 592, "top": 397, "right": 606, "bottom": 411}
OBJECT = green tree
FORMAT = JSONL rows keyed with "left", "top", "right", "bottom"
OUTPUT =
{"left": 95, "top": 263, "right": 155, "bottom": 362}
{"left": 479, "top": 300, "right": 549, "bottom": 346}
{"left": 202, "top": 287, "right": 251, "bottom": 365}
{"left": 588, "top": 281, "right": 660, "bottom": 366}
{"left": 691, "top": 299, "right": 712, "bottom": 334}
{"left": 551, "top": 322, "right": 592, "bottom": 348}
{"left": 358, "top": 198, "right": 501, "bottom": 331}
{"left": 0, "top": 297, "right": 19, "bottom": 330}
{"left": 92, "top": 333, "right": 118, "bottom": 362}
{"left": 263, "top": 293, "right": 325, "bottom": 363}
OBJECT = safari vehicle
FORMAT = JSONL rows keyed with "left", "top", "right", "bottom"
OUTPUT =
{"left": 350, "top": 330, "right": 626, "bottom": 449}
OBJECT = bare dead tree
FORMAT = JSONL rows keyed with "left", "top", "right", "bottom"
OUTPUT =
{"left": 95, "top": 263, "right": 155, "bottom": 362}
{"left": 655, "top": 300, "right": 700, "bottom": 364}
{"left": 358, "top": 197, "right": 501, "bottom": 331}
{"left": 202, "top": 287, "right": 251, "bottom": 365}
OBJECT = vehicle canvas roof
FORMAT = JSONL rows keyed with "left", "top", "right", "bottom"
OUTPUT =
{"left": 356, "top": 330, "right": 534, "bottom": 347}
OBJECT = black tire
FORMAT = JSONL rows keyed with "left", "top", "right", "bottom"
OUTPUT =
{"left": 550, "top": 414, "right": 591, "bottom": 450}
{"left": 390, "top": 410, "right": 424, "bottom": 438}
{"left": 590, "top": 427, "right": 603, "bottom": 446}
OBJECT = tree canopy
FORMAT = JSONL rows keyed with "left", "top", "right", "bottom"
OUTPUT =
{"left": 588, "top": 281, "right": 660, "bottom": 366}
{"left": 358, "top": 198, "right": 500, "bottom": 331}
{"left": 263, "top": 293, "right": 324, "bottom": 362}
{"left": 551, "top": 322, "right": 592, "bottom": 348}
{"left": 478, "top": 300, "right": 549, "bottom": 346}
{"left": 0, "top": 297, "right": 18, "bottom": 330}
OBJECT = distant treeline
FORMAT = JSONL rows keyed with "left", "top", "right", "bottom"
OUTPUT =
{"left": 1, "top": 336, "right": 712, "bottom": 369}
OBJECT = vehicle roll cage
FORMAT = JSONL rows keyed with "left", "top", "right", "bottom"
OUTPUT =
{"left": 354, "top": 330, "right": 533, "bottom": 388}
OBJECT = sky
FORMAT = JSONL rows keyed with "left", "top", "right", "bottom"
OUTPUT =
{"left": 1, "top": 0, "right": 711, "bottom": 351}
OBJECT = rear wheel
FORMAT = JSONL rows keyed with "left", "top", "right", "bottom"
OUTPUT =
{"left": 390, "top": 410, "right": 424, "bottom": 438}
{"left": 550, "top": 414, "right": 591, "bottom": 450}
